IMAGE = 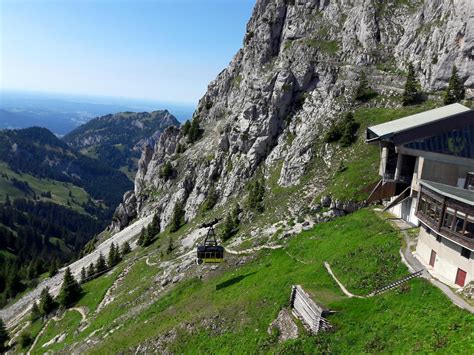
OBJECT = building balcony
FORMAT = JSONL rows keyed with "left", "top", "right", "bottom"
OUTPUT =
{"left": 416, "top": 180, "right": 474, "bottom": 250}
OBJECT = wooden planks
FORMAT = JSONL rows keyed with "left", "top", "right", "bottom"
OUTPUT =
{"left": 290, "top": 285, "right": 332, "bottom": 334}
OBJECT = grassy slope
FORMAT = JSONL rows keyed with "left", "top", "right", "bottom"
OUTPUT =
{"left": 30, "top": 210, "right": 474, "bottom": 354}
{"left": 0, "top": 162, "right": 90, "bottom": 213}
{"left": 25, "top": 101, "right": 474, "bottom": 353}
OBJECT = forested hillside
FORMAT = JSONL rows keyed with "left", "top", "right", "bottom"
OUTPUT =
{"left": 64, "top": 111, "right": 179, "bottom": 180}
{"left": 0, "top": 127, "right": 132, "bottom": 307}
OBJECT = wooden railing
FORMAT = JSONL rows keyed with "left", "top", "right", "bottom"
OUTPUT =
{"left": 289, "top": 285, "right": 332, "bottom": 334}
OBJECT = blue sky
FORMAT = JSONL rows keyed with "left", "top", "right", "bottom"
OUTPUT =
{"left": 0, "top": 0, "right": 255, "bottom": 105}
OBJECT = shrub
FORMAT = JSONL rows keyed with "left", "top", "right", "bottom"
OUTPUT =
{"left": 19, "top": 332, "right": 32, "bottom": 348}
{"left": 159, "top": 161, "right": 174, "bottom": 180}
{"left": 324, "top": 112, "right": 360, "bottom": 147}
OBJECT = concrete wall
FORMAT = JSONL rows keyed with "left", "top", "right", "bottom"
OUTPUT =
{"left": 415, "top": 226, "right": 473, "bottom": 287}
{"left": 388, "top": 197, "right": 419, "bottom": 226}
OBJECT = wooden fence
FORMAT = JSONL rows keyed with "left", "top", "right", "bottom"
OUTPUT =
{"left": 289, "top": 285, "right": 332, "bottom": 334}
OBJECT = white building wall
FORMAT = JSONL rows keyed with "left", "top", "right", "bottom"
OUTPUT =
{"left": 415, "top": 226, "right": 473, "bottom": 287}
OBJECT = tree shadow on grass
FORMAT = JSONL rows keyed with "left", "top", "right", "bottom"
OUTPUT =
{"left": 215, "top": 272, "right": 257, "bottom": 291}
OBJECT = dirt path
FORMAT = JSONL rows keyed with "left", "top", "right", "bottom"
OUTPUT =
{"left": 324, "top": 262, "right": 365, "bottom": 299}
{"left": 225, "top": 244, "right": 283, "bottom": 255}
{"left": 0, "top": 215, "right": 153, "bottom": 328}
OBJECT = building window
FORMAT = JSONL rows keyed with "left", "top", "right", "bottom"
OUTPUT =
{"left": 466, "top": 215, "right": 474, "bottom": 239}
{"left": 465, "top": 173, "right": 474, "bottom": 191}
{"left": 461, "top": 247, "right": 471, "bottom": 259}
{"left": 443, "top": 207, "right": 455, "bottom": 229}
{"left": 454, "top": 211, "right": 466, "bottom": 234}
{"left": 436, "top": 234, "right": 441, "bottom": 242}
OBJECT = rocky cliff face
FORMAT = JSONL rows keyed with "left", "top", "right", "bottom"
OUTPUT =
{"left": 111, "top": 0, "right": 473, "bottom": 233}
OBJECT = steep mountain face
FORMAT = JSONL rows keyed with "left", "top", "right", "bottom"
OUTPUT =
{"left": 112, "top": 0, "right": 473, "bottom": 233}
{"left": 64, "top": 110, "right": 179, "bottom": 179}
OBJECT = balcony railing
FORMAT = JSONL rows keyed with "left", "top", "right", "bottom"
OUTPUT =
{"left": 416, "top": 187, "right": 474, "bottom": 249}
{"left": 382, "top": 173, "right": 412, "bottom": 185}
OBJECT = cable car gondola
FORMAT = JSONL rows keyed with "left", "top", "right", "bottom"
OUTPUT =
{"left": 196, "top": 218, "right": 224, "bottom": 264}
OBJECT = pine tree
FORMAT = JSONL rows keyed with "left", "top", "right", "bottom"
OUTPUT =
{"left": 0, "top": 318, "right": 9, "bottom": 352}
{"left": 170, "top": 201, "right": 186, "bottom": 232}
{"left": 80, "top": 267, "right": 87, "bottom": 284}
{"left": 108, "top": 243, "right": 118, "bottom": 267}
{"left": 39, "top": 287, "right": 55, "bottom": 316}
{"left": 49, "top": 258, "right": 59, "bottom": 277}
{"left": 95, "top": 253, "right": 107, "bottom": 275}
{"left": 355, "top": 71, "right": 377, "bottom": 102}
{"left": 402, "top": 62, "right": 423, "bottom": 106}
{"left": 147, "top": 214, "right": 161, "bottom": 239}
{"left": 30, "top": 302, "right": 41, "bottom": 322}
{"left": 58, "top": 267, "right": 82, "bottom": 308}
{"left": 444, "top": 65, "right": 465, "bottom": 104}
{"left": 121, "top": 241, "right": 131, "bottom": 255}
{"left": 86, "top": 262, "right": 95, "bottom": 279}
{"left": 137, "top": 227, "right": 146, "bottom": 246}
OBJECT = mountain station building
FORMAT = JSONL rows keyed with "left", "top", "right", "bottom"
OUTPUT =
{"left": 366, "top": 103, "right": 474, "bottom": 288}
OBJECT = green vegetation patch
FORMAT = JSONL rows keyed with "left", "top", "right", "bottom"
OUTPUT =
{"left": 62, "top": 209, "right": 474, "bottom": 354}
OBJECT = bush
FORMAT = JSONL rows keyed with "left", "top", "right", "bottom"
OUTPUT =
{"left": 19, "top": 332, "right": 32, "bottom": 348}
{"left": 324, "top": 112, "right": 360, "bottom": 147}
{"left": 158, "top": 161, "right": 174, "bottom": 180}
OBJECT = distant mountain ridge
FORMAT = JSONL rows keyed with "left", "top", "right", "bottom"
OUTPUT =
{"left": 0, "top": 127, "right": 132, "bottom": 209}
{"left": 63, "top": 110, "right": 180, "bottom": 179}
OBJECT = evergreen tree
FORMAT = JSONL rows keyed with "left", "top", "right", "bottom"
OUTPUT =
{"left": 30, "top": 302, "right": 41, "bottom": 322}
{"left": 137, "top": 227, "right": 146, "bottom": 246}
{"left": 339, "top": 112, "right": 360, "bottom": 147}
{"left": 246, "top": 176, "right": 265, "bottom": 213}
{"left": 86, "top": 262, "right": 95, "bottom": 279}
{"left": 80, "top": 267, "right": 87, "bottom": 284}
{"left": 0, "top": 318, "right": 9, "bottom": 352}
{"left": 108, "top": 243, "right": 117, "bottom": 267}
{"left": 48, "top": 258, "right": 59, "bottom": 277}
{"left": 402, "top": 62, "right": 423, "bottom": 106}
{"left": 108, "top": 243, "right": 121, "bottom": 267}
{"left": 142, "top": 232, "right": 154, "bottom": 247}
{"left": 121, "top": 241, "right": 131, "bottom": 255}
{"left": 58, "top": 267, "right": 82, "bottom": 308}
{"left": 202, "top": 185, "right": 218, "bottom": 212}
{"left": 355, "top": 71, "right": 377, "bottom": 102}
{"left": 147, "top": 214, "right": 161, "bottom": 239}
{"left": 444, "top": 65, "right": 465, "bottom": 104}
{"left": 95, "top": 253, "right": 107, "bottom": 275}
{"left": 183, "top": 118, "right": 203, "bottom": 143}
{"left": 39, "top": 287, "right": 55, "bottom": 316}
{"left": 170, "top": 201, "right": 186, "bottom": 232}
